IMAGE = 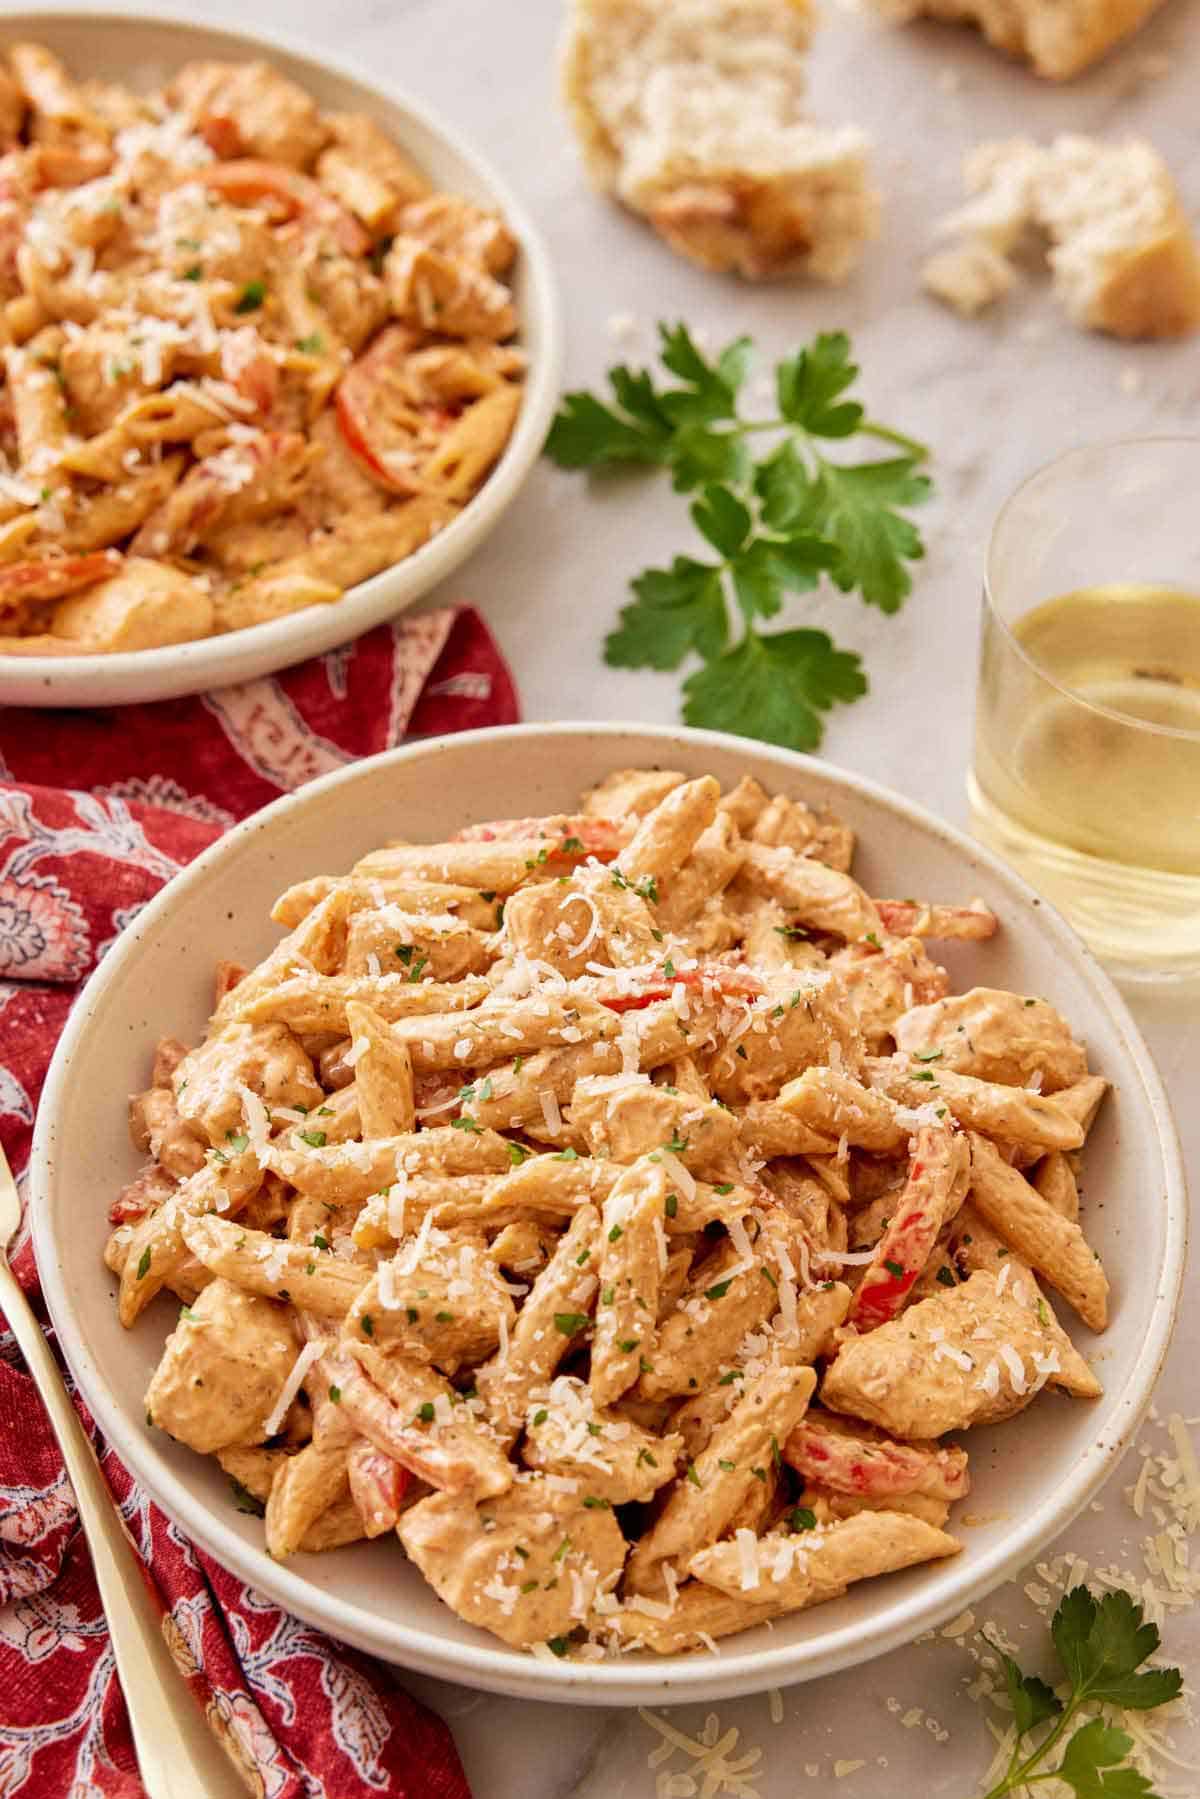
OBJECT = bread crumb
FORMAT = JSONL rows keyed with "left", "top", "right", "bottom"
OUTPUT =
{"left": 924, "top": 134, "right": 1200, "bottom": 340}
{"left": 922, "top": 240, "right": 1016, "bottom": 316}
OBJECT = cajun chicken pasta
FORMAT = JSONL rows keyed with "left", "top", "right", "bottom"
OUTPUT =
{"left": 0, "top": 45, "right": 523, "bottom": 654}
{"left": 109, "top": 767, "right": 1110, "bottom": 1658}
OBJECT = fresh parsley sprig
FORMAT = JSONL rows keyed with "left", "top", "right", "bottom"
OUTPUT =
{"left": 544, "top": 323, "right": 932, "bottom": 752}
{"left": 973, "top": 1586, "right": 1181, "bottom": 1798}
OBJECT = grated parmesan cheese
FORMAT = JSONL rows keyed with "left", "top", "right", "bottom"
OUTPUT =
{"left": 261, "top": 1338, "right": 325, "bottom": 1439}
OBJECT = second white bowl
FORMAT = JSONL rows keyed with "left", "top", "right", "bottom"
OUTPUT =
{"left": 32, "top": 724, "right": 1186, "bottom": 1703}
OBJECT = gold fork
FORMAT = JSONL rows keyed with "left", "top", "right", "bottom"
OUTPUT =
{"left": 0, "top": 1142, "right": 246, "bottom": 1798}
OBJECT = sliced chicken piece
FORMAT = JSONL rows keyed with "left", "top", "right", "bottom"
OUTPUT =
{"left": 894, "top": 989, "right": 1088, "bottom": 1092}
{"left": 398, "top": 1477, "right": 627, "bottom": 1648}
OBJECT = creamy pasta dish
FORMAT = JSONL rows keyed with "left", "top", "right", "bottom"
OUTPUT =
{"left": 109, "top": 767, "right": 1109, "bottom": 1658}
{"left": 0, "top": 45, "right": 523, "bottom": 655}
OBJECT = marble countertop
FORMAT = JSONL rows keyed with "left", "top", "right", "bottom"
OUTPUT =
{"left": 138, "top": 0, "right": 1200, "bottom": 1788}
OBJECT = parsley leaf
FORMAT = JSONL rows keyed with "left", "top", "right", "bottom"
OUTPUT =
{"left": 682, "top": 629, "right": 867, "bottom": 754}
{"left": 548, "top": 321, "right": 929, "bottom": 749}
{"left": 544, "top": 380, "right": 673, "bottom": 468}
{"left": 812, "top": 456, "right": 932, "bottom": 614}
{"left": 775, "top": 331, "right": 866, "bottom": 438}
{"left": 605, "top": 556, "right": 728, "bottom": 670}
{"left": 1052, "top": 1588, "right": 1181, "bottom": 1711}
{"left": 985, "top": 1632, "right": 1062, "bottom": 1738}
{"left": 1057, "top": 1722, "right": 1151, "bottom": 1798}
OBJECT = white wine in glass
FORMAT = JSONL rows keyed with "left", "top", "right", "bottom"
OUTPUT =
{"left": 969, "top": 443, "right": 1200, "bottom": 979}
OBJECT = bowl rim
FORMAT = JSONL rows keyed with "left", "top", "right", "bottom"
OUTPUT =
{"left": 31, "top": 722, "right": 1188, "bottom": 1704}
{"left": 0, "top": 6, "right": 562, "bottom": 706}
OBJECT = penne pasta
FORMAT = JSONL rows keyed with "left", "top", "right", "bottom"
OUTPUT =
{"left": 115, "top": 762, "right": 1117, "bottom": 1659}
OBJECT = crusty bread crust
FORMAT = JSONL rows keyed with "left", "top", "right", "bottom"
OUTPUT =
{"left": 872, "top": 0, "right": 1165, "bottom": 78}
{"left": 560, "top": 0, "right": 877, "bottom": 283}
{"left": 1080, "top": 223, "right": 1200, "bottom": 339}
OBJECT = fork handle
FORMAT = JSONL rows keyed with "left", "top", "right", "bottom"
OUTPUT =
{"left": 0, "top": 1262, "right": 246, "bottom": 1799}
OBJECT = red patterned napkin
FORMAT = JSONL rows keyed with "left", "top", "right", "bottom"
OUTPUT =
{"left": 0, "top": 606, "right": 518, "bottom": 1799}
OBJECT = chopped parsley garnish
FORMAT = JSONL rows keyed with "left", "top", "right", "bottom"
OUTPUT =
{"left": 298, "top": 1129, "right": 327, "bottom": 1147}
{"left": 136, "top": 1248, "right": 152, "bottom": 1280}
{"left": 328, "top": 1385, "right": 341, "bottom": 1403}
{"left": 713, "top": 1183, "right": 734, "bottom": 1196}
{"left": 532, "top": 1408, "right": 549, "bottom": 1426}
{"left": 883, "top": 1259, "right": 905, "bottom": 1278}
{"left": 664, "top": 1192, "right": 678, "bottom": 1218}
{"left": 451, "top": 1115, "right": 483, "bottom": 1134}
{"left": 664, "top": 1134, "right": 689, "bottom": 1153}
{"left": 234, "top": 279, "right": 267, "bottom": 313}
{"left": 608, "top": 1223, "right": 623, "bottom": 1242}
{"left": 295, "top": 332, "right": 324, "bottom": 354}
{"left": 506, "top": 1141, "right": 530, "bottom": 1165}
{"left": 415, "top": 1401, "right": 435, "bottom": 1423}
{"left": 789, "top": 1506, "right": 817, "bottom": 1532}
{"left": 553, "top": 1312, "right": 590, "bottom": 1336}
{"left": 555, "top": 1147, "right": 579, "bottom": 1162}
{"left": 685, "top": 1463, "right": 702, "bottom": 1489}
{"left": 705, "top": 1279, "right": 732, "bottom": 1300}
{"left": 360, "top": 1314, "right": 375, "bottom": 1337}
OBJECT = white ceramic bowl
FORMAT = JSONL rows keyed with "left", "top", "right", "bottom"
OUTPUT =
{"left": 32, "top": 725, "right": 1186, "bottom": 1705}
{"left": 0, "top": 9, "right": 561, "bottom": 709}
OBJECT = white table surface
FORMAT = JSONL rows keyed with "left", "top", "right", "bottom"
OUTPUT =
{"left": 114, "top": 0, "right": 1200, "bottom": 1789}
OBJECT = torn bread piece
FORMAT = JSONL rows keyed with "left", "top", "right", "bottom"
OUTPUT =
{"left": 561, "top": 0, "right": 878, "bottom": 282}
{"left": 867, "top": 0, "right": 1165, "bottom": 80}
{"left": 924, "top": 136, "right": 1200, "bottom": 340}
